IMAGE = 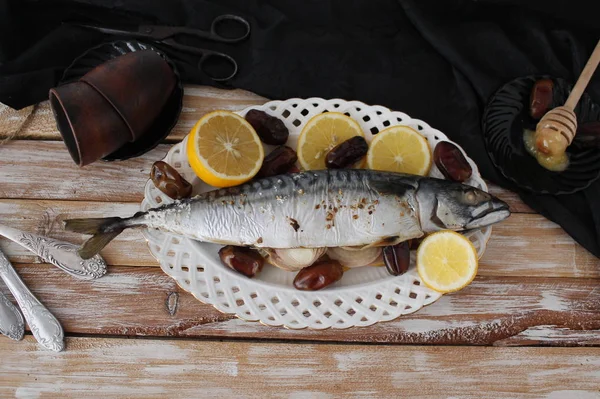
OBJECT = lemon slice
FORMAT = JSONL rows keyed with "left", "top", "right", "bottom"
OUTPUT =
{"left": 366, "top": 125, "right": 432, "bottom": 175}
{"left": 416, "top": 231, "right": 478, "bottom": 293}
{"left": 297, "top": 112, "right": 365, "bottom": 170}
{"left": 186, "top": 110, "right": 264, "bottom": 188}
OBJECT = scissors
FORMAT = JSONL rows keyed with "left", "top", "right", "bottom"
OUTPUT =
{"left": 73, "top": 15, "right": 251, "bottom": 82}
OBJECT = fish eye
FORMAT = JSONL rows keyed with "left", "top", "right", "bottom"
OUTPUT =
{"left": 465, "top": 190, "right": 478, "bottom": 204}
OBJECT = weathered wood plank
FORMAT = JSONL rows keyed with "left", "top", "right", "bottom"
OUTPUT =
{"left": 0, "top": 200, "right": 156, "bottom": 266}
{"left": 2, "top": 199, "right": 597, "bottom": 277}
{"left": 0, "top": 139, "right": 529, "bottom": 213}
{"left": 1, "top": 336, "right": 599, "bottom": 398}
{"left": 0, "top": 141, "right": 170, "bottom": 202}
{"left": 2, "top": 264, "right": 598, "bottom": 345}
{"left": 0, "top": 86, "right": 268, "bottom": 141}
{"left": 496, "top": 326, "right": 600, "bottom": 347}
{"left": 481, "top": 213, "right": 600, "bottom": 278}
{"left": 487, "top": 183, "right": 533, "bottom": 213}
{"left": 0, "top": 87, "right": 530, "bottom": 213}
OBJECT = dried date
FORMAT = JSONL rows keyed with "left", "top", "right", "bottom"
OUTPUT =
{"left": 530, "top": 78, "right": 554, "bottom": 120}
{"left": 383, "top": 241, "right": 410, "bottom": 276}
{"left": 326, "top": 136, "right": 369, "bottom": 169}
{"left": 218, "top": 245, "right": 265, "bottom": 278}
{"left": 257, "top": 146, "right": 298, "bottom": 178}
{"left": 293, "top": 260, "right": 344, "bottom": 291}
{"left": 150, "top": 161, "right": 193, "bottom": 200}
{"left": 245, "top": 109, "right": 289, "bottom": 145}
{"left": 409, "top": 237, "right": 424, "bottom": 251}
{"left": 433, "top": 141, "right": 472, "bottom": 182}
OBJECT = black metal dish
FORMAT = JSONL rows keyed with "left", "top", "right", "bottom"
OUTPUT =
{"left": 482, "top": 75, "right": 600, "bottom": 195}
{"left": 59, "top": 40, "right": 184, "bottom": 162}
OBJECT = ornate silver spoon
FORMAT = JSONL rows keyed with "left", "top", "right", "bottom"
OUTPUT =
{"left": 0, "top": 290, "right": 24, "bottom": 341}
{"left": 0, "top": 249, "right": 64, "bottom": 351}
{"left": 0, "top": 223, "right": 107, "bottom": 280}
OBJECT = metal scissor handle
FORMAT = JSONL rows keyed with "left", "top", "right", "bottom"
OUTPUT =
{"left": 199, "top": 51, "right": 238, "bottom": 82}
{"left": 208, "top": 14, "right": 251, "bottom": 43}
{"left": 164, "top": 40, "right": 238, "bottom": 82}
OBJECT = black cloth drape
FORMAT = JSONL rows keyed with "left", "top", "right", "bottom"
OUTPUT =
{"left": 1, "top": 0, "right": 600, "bottom": 257}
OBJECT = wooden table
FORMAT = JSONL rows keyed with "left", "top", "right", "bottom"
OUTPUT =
{"left": 1, "top": 87, "right": 599, "bottom": 398}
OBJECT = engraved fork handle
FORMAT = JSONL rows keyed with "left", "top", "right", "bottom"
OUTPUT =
{"left": 0, "top": 250, "right": 64, "bottom": 351}
{"left": 0, "top": 223, "right": 107, "bottom": 280}
{"left": 0, "top": 290, "right": 24, "bottom": 341}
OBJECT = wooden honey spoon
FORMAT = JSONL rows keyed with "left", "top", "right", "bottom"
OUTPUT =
{"left": 535, "top": 40, "right": 600, "bottom": 156}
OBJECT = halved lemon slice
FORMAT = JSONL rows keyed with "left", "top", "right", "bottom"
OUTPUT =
{"left": 297, "top": 112, "right": 365, "bottom": 170}
{"left": 366, "top": 125, "right": 432, "bottom": 175}
{"left": 416, "top": 231, "right": 478, "bottom": 293}
{"left": 186, "top": 110, "right": 264, "bottom": 187}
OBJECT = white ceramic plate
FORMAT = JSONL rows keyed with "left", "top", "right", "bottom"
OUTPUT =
{"left": 140, "top": 98, "right": 491, "bottom": 330}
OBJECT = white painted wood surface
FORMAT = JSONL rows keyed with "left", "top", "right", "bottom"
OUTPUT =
{"left": 0, "top": 139, "right": 531, "bottom": 211}
{"left": 2, "top": 85, "right": 600, "bottom": 396}
{"left": 0, "top": 336, "right": 599, "bottom": 399}
{"left": 0, "top": 141, "right": 171, "bottom": 202}
{"left": 1, "top": 264, "right": 598, "bottom": 345}
{"left": 1, "top": 199, "right": 597, "bottom": 277}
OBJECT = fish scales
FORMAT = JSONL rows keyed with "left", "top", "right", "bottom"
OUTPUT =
{"left": 63, "top": 169, "right": 511, "bottom": 259}
{"left": 143, "top": 170, "right": 423, "bottom": 248}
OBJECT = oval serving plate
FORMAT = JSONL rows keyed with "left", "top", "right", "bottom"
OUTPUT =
{"left": 140, "top": 98, "right": 491, "bottom": 330}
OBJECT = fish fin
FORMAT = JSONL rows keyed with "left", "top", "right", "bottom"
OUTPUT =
{"left": 64, "top": 217, "right": 125, "bottom": 259}
{"left": 363, "top": 236, "right": 404, "bottom": 248}
{"left": 78, "top": 230, "right": 123, "bottom": 259}
{"left": 63, "top": 217, "right": 122, "bottom": 234}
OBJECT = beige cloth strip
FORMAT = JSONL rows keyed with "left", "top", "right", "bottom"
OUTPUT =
{"left": 0, "top": 103, "right": 35, "bottom": 144}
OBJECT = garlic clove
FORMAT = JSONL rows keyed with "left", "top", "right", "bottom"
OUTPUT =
{"left": 262, "top": 247, "right": 327, "bottom": 271}
{"left": 327, "top": 246, "right": 382, "bottom": 268}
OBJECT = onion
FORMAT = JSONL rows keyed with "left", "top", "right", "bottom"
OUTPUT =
{"left": 338, "top": 245, "right": 370, "bottom": 252}
{"left": 262, "top": 247, "right": 327, "bottom": 271}
{"left": 327, "top": 246, "right": 382, "bottom": 268}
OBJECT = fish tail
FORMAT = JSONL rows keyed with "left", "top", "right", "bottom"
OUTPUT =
{"left": 64, "top": 214, "right": 142, "bottom": 259}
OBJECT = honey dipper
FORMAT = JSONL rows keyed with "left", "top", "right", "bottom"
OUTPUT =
{"left": 535, "top": 40, "right": 600, "bottom": 156}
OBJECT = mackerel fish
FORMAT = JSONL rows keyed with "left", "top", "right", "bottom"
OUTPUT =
{"left": 64, "top": 169, "right": 511, "bottom": 259}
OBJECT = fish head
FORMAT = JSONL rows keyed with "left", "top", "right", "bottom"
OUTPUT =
{"left": 416, "top": 179, "right": 511, "bottom": 232}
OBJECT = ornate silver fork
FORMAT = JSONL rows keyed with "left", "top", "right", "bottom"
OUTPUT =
{"left": 0, "top": 249, "right": 64, "bottom": 351}
{"left": 0, "top": 223, "right": 107, "bottom": 280}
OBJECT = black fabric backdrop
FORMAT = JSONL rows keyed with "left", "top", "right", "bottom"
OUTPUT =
{"left": 1, "top": 0, "right": 600, "bottom": 257}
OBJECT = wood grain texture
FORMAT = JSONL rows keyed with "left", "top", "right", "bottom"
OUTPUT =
{"left": 3, "top": 82, "right": 600, "bottom": 382}
{"left": 1, "top": 264, "right": 598, "bottom": 345}
{"left": 0, "top": 200, "right": 156, "bottom": 266}
{"left": 1, "top": 199, "right": 597, "bottom": 277}
{"left": 496, "top": 326, "right": 600, "bottom": 347}
{"left": 0, "top": 140, "right": 170, "bottom": 202}
{"left": 480, "top": 213, "right": 600, "bottom": 278}
{"left": 487, "top": 183, "right": 533, "bottom": 213}
{"left": 0, "top": 86, "right": 268, "bottom": 141}
{"left": 0, "top": 140, "right": 530, "bottom": 212}
{"left": 1, "top": 336, "right": 599, "bottom": 398}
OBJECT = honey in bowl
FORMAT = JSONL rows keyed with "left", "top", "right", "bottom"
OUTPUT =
{"left": 523, "top": 129, "right": 569, "bottom": 172}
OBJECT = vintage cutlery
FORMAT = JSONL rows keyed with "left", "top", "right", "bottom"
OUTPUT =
{"left": 0, "top": 290, "right": 25, "bottom": 341}
{"left": 0, "top": 249, "right": 64, "bottom": 352}
{"left": 0, "top": 223, "right": 107, "bottom": 280}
